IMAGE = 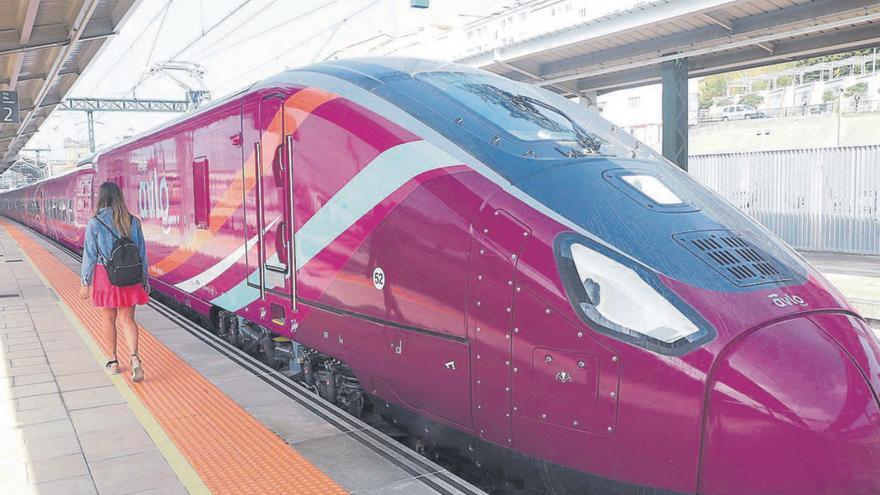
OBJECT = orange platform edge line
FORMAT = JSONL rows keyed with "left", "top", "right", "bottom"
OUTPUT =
{"left": 1, "top": 219, "right": 348, "bottom": 495}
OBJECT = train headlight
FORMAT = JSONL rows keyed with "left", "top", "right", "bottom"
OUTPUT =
{"left": 556, "top": 234, "right": 714, "bottom": 354}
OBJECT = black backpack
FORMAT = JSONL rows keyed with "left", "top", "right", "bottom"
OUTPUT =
{"left": 94, "top": 216, "right": 144, "bottom": 287}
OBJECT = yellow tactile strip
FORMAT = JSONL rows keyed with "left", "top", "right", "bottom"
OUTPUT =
{"left": 2, "top": 220, "right": 347, "bottom": 495}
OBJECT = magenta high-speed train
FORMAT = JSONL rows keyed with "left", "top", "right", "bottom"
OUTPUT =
{"left": 2, "top": 58, "right": 879, "bottom": 495}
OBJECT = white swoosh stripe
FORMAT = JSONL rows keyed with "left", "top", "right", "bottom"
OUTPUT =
{"left": 174, "top": 217, "right": 279, "bottom": 293}
{"left": 209, "top": 140, "right": 462, "bottom": 311}
{"left": 295, "top": 140, "right": 460, "bottom": 269}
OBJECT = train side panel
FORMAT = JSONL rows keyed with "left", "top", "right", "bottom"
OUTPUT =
{"left": 92, "top": 98, "right": 245, "bottom": 316}
{"left": 0, "top": 167, "right": 93, "bottom": 252}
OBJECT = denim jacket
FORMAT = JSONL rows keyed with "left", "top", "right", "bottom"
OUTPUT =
{"left": 80, "top": 207, "right": 148, "bottom": 286}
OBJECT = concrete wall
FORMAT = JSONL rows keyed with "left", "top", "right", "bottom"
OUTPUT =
{"left": 690, "top": 112, "right": 880, "bottom": 154}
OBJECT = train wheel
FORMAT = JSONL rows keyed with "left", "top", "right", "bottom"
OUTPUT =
{"left": 226, "top": 314, "right": 241, "bottom": 348}
{"left": 217, "top": 311, "right": 230, "bottom": 339}
{"left": 344, "top": 395, "right": 365, "bottom": 417}
{"left": 209, "top": 308, "right": 224, "bottom": 335}
{"left": 261, "top": 334, "right": 283, "bottom": 370}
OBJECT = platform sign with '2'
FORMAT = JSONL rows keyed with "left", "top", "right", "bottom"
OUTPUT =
{"left": 1, "top": 91, "right": 20, "bottom": 124}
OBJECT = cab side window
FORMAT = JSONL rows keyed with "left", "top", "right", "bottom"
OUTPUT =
{"left": 192, "top": 157, "right": 210, "bottom": 229}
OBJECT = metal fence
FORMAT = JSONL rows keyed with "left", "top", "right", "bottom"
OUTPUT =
{"left": 696, "top": 99, "right": 880, "bottom": 124}
{"left": 690, "top": 145, "right": 880, "bottom": 255}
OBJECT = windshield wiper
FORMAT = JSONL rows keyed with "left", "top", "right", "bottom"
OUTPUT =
{"left": 514, "top": 95, "right": 604, "bottom": 153}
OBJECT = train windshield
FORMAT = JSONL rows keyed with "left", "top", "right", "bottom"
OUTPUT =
{"left": 417, "top": 72, "right": 590, "bottom": 143}
{"left": 416, "top": 71, "right": 621, "bottom": 154}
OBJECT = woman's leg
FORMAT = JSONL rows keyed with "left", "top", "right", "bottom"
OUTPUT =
{"left": 117, "top": 306, "right": 143, "bottom": 382}
{"left": 100, "top": 308, "right": 119, "bottom": 374}
{"left": 117, "top": 306, "right": 139, "bottom": 357}
{"left": 101, "top": 307, "right": 118, "bottom": 358}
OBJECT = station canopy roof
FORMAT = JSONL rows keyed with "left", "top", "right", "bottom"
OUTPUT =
{"left": 0, "top": 0, "right": 141, "bottom": 173}
{"left": 460, "top": 0, "right": 880, "bottom": 96}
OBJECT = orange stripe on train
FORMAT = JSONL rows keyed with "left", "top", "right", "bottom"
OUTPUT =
{"left": 150, "top": 87, "right": 338, "bottom": 276}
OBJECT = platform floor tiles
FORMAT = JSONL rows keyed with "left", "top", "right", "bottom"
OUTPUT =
{"left": 0, "top": 233, "right": 194, "bottom": 495}
{"left": 0, "top": 221, "right": 484, "bottom": 495}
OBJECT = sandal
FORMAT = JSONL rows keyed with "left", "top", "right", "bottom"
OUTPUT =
{"left": 105, "top": 359, "right": 120, "bottom": 375}
{"left": 131, "top": 355, "right": 144, "bottom": 383}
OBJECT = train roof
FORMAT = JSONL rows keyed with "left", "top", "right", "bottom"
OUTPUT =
{"left": 271, "top": 57, "right": 477, "bottom": 86}
{"left": 89, "top": 58, "right": 435, "bottom": 157}
{"left": 0, "top": 162, "right": 92, "bottom": 192}
{"left": 84, "top": 85, "right": 255, "bottom": 162}
{"left": 87, "top": 58, "right": 467, "bottom": 162}
{"left": 5, "top": 57, "right": 455, "bottom": 194}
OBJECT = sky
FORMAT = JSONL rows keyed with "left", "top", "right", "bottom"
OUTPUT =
{"left": 23, "top": 0, "right": 646, "bottom": 164}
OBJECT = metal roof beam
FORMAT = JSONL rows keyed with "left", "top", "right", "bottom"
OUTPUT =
{"left": 732, "top": 0, "right": 880, "bottom": 34}
{"left": 0, "top": 70, "right": 80, "bottom": 87}
{"left": 690, "top": 22, "right": 880, "bottom": 74}
{"left": 2, "top": 0, "right": 41, "bottom": 91}
{"left": 571, "top": 21, "right": 880, "bottom": 94}
{"left": 538, "top": 24, "right": 729, "bottom": 78}
{"left": 755, "top": 41, "right": 775, "bottom": 54}
{"left": 17, "top": 0, "right": 41, "bottom": 43}
{"left": 494, "top": 59, "right": 542, "bottom": 81}
{"left": 536, "top": 0, "right": 880, "bottom": 81}
{"left": 700, "top": 12, "right": 733, "bottom": 32}
{"left": 0, "top": 31, "right": 115, "bottom": 57}
{"left": 574, "top": 65, "right": 662, "bottom": 95}
{"left": 459, "top": 0, "right": 746, "bottom": 66}
{"left": 539, "top": 10, "right": 880, "bottom": 87}
{"left": 2, "top": 0, "right": 102, "bottom": 163}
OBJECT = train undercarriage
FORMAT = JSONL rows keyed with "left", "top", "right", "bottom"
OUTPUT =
{"left": 187, "top": 305, "right": 677, "bottom": 495}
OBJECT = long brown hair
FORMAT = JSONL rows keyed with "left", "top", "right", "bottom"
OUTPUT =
{"left": 94, "top": 181, "right": 132, "bottom": 238}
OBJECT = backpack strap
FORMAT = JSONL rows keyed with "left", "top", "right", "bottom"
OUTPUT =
{"left": 92, "top": 216, "right": 116, "bottom": 263}
{"left": 93, "top": 216, "right": 120, "bottom": 240}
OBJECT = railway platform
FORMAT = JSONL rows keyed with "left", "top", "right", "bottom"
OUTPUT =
{"left": 0, "top": 219, "right": 485, "bottom": 495}
{"left": 801, "top": 251, "right": 880, "bottom": 325}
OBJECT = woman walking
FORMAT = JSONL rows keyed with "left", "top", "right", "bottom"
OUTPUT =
{"left": 79, "top": 181, "right": 149, "bottom": 382}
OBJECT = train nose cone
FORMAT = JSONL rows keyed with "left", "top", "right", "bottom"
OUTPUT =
{"left": 698, "top": 316, "right": 880, "bottom": 495}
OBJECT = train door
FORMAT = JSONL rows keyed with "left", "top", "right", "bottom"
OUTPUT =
{"left": 75, "top": 174, "right": 93, "bottom": 227}
{"left": 244, "top": 92, "right": 296, "bottom": 309}
{"left": 470, "top": 206, "right": 531, "bottom": 446}
{"left": 35, "top": 186, "right": 48, "bottom": 234}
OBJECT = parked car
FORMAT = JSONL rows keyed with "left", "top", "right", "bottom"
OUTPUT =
{"left": 718, "top": 104, "right": 765, "bottom": 120}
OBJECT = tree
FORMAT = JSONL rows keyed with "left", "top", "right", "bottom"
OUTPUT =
{"left": 698, "top": 75, "right": 730, "bottom": 109}
{"left": 844, "top": 82, "right": 868, "bottom": 108}
{"left": 797, "top": 49, "right": 874, "bottom": 68}
{"left": 740, "top": 93, "right": 764, "bottom": 107}
{"left": 823, "top": 89, "right": 835, "bottom": 103}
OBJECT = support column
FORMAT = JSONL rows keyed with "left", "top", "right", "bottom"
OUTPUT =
{"left": 579, "top": 90, "right": 599, "bottom": 111}
{"left": 86, "top": 110, "right": 95, "bottom": 153}
{"left": 662, "top": 58, "right": 688, "bottom": 171}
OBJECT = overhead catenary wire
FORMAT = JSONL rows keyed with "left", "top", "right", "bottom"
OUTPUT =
{"left": 311, "top": 19, "right": 346, "bottom": 63}
{"left": 188, "top": 0, "right": 283, "bottom": 60}
{"left": 127, "top": 0, "right": 259, "bottom": 97}
{"left": 144, "top": 1, "right": 174, "bottom": 70}
{"left": 211, "top": 0, "right": 381, "bottom": 93}
{"left": 194, "top": 0, "right": 345, "bottom": 62}
{"left": 86, "top": 0, "right": 175, "bottom": 94}
{"left": 134, "top": 0, "right": 176, "bottom": 97}
{"left": 167, "top": 0, "right": 258, "bottom": 61}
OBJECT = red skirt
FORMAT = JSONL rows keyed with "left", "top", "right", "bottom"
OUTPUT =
{"left": 92, "top": 264, "right": 149, "bottom": 308}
